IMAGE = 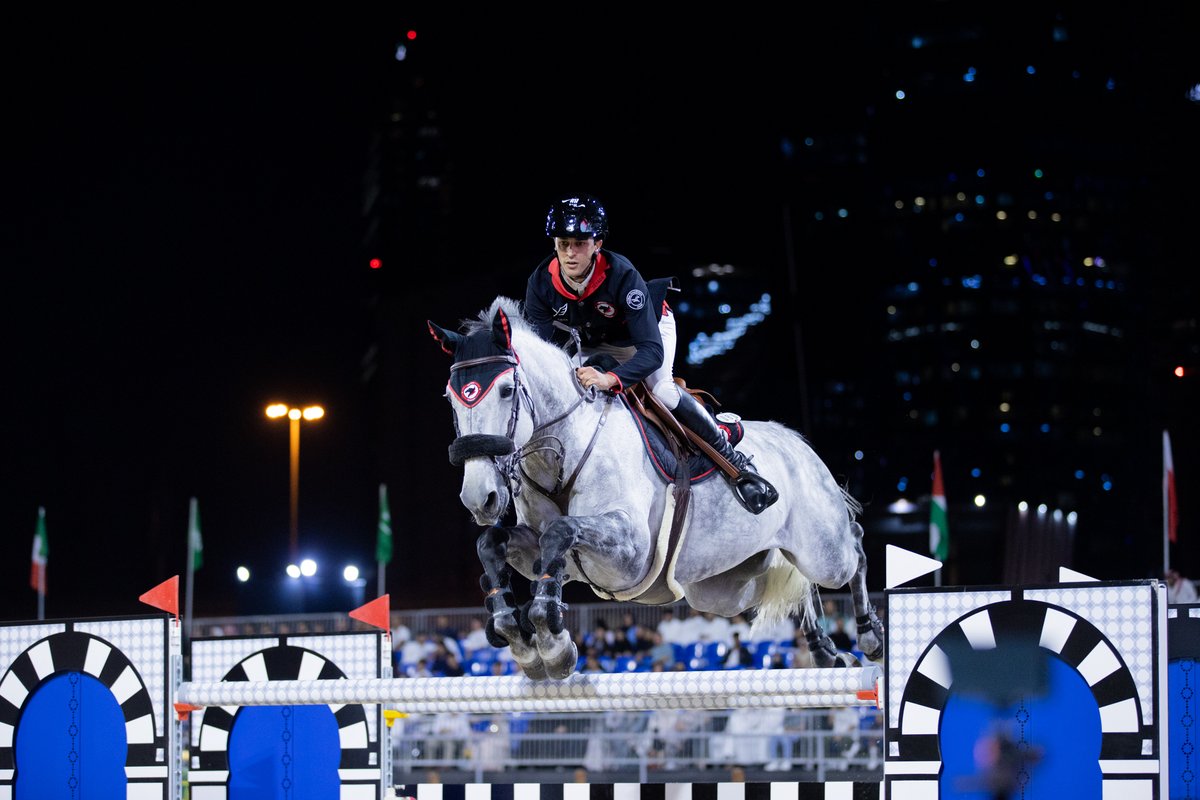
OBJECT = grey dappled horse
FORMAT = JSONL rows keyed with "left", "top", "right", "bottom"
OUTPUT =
{"left": 428, "top": 297, "right": 884, "bottom": 680}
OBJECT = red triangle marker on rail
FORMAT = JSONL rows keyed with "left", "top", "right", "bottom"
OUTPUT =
{"left": 139, "top": 575, "right": 179, "bottom": 620}
{"left": 349, "top": 594, "right": 390, "bottom": 633}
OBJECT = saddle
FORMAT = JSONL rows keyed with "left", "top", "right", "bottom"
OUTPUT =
{"left": 626, "top": 379, "right": 744, "bottom": 484}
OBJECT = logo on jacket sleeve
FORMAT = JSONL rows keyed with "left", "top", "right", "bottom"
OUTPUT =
{"left": 625, "top": 289, "right": 646, "bottom": 310}
{"left": 553, "top": 303, "right": 568, "bottom": 318}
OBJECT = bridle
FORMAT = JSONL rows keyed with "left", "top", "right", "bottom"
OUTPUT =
{"left": 447, "top": 335, "right": 611, "bottom": 512}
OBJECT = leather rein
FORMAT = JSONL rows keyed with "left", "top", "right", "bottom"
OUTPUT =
{"left": 448, "top": 351, "right": 611, "bottom": 513}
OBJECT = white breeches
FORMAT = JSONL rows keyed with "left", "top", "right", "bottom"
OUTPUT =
{"left": 582, "top": 307, "right": 681, "bottom": 409}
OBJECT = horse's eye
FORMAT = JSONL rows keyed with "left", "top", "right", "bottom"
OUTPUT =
{"left": 500, "top": 385, "right": 515, "bottom": 399}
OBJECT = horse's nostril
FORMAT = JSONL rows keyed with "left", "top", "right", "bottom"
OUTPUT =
{"left": 486, "top": 492, "right": 498, "bottom": 512}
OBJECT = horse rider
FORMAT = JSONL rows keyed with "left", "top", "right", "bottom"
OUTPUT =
{"left": 523, "top": 193, "right": 778, "bottom": 515}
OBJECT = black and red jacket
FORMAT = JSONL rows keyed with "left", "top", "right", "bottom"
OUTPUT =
{"left": 524, "top": 249, "right": 668, "bottom": 392}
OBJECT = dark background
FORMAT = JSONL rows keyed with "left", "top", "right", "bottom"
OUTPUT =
{"left": 1, "top": 9, "right": 1197, "bottom": 621}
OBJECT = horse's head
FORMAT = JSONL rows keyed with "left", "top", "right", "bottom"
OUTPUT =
{"left": 428, "top": 300, "right": 533, "bottom": 525}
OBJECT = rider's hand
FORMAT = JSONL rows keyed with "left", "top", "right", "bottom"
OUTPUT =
{"left": 576, "top": 367, "right": 618, "bottom": 392}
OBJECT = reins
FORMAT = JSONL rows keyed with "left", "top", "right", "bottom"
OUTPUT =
{"left": 447, "top": 336, "right": 610, "bottom": 512}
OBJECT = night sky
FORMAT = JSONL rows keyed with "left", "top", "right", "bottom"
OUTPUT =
{"left": 2, "top": 11, "right": 1196, "bottom": 622}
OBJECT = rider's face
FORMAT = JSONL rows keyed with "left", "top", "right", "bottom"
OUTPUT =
{"left": 554, "top": 237, "right": 601, "bottom": 280}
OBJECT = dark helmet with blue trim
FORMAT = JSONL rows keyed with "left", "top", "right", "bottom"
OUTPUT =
{"left": 545, "top": 194, "right": 608, "bottom": 240}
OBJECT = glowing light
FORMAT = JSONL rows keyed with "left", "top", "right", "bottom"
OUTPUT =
{"left": 300, "top": 558, "right": 317, "bottom": 577}
{"left": 286, "top": 564, "right": 301, "bottom": 578}
{"left": 1018, "top": 501, "right": 1028, "bottom": 512}
{"left": 996, "top": 210, "right": 1008, "bottom": 220}
{"left": 686, "top": 294, "right": 772, "bottom": 365}
{"left": 888, "top": 498, "right": 917, "bottom": 513}
{"left": 343, "top": 565, "right": 360, "bottom": 582}
{"left": 974, "top": 495, "right": 986, "bottom": 508}
{"left": 369, "top": 258, "right": 382, "bottom": 270}
{"left": 236, "top": 566, "right": 250, "bottom": 582}
{"left": 1175, "top": 366, "right": 1185, "bottom": 378}
{"left": 895, "top": 90, "right": 906, "bottom": 100}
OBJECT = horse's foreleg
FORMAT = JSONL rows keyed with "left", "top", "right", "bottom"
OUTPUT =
{"left": 525, "top": 515, "right": 582, "bottom": 680}
{"left": 846, "top": 520, "right": 885, "bottom": 662}
{"left": 476, "top": 525, "right": 548, "bottom": 680}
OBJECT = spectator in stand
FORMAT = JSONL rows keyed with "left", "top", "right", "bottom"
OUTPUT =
{"left": 391, "top": 617, "right": 412, "bottom": 648}
{"left": 629, "top": 625, "right": 656, "bottom": 655}
{"left": 647, "top": 631, "right": 677, "bottom": 669}
{"left": 828, "top": 617, "right": 854, "bottom": 652}
{"left": 460, "top": 617, "right": 492, "bottom": 658}
{"left": 657, "top": 608, "right": 687, "bottom": 645}
{"left": 702, "top": 612, "right": 732, "bottom": 644}
{"left": 433, "top": 615, "right": 458, "bottom": 641}
{"left": 428, "top": 643, "right": 457, "bottom": 676}
{"left": 399, "top": 633, "right": 432, "bottom": 667}
{"left": 1167, "top": 569, "right": 1199, "bottom": 604}
{"left": 723, "top": 631, "right": 755, "bottom": 669}
{"left": 728, "top": 614, "right": 752, "bottom": 644}
{"left": 678, "top": 608, "right": 709, "bottom": 643}
{"left": 581, "top": 654, "right": 607, "bottom": 673}
{"left": 755, "top": 612, "right": 796, "bottom": 645}
{"left": 584, "top": 619, "right": 617, "bottom": 656}
{"left": 619, "top": 612, "right": 640, "bottom": 651}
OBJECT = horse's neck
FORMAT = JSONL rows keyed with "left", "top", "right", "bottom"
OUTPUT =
{"left": 520, "top": 343, "right": 611, "bottom": 476}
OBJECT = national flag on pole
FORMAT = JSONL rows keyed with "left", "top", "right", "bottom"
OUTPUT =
{"left": 188, "top": 497, "right": 204, "bottom": 571}
{"left": 1165, "top": 430, "right": 1179, "bottom": 545}
{"left": 376, "top": 484, "right": 393, "bottom": 565}
{"left": 930, "top": 451, "right": 949, "bottom": 562}
{"left": 29, "top": 506, "right": 48, "bottom": 595}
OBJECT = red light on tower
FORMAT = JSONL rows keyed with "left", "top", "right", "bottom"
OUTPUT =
{"left": 1176, "top": 366, "right": 1186, "bottom": 378}
{"left": 369, "top": 258, "right": 383, "bottom": 270}
{"left": 406, "top": 30, "right": 417, "bottom": 41}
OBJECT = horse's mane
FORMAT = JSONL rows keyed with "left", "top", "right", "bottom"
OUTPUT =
{"left": 461, "top": 296, "right": 572, "bottom": 365}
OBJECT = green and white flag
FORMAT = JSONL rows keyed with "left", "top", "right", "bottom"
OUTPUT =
{"left": 930, "top": 450, "right": 949, "bottom": 561}
{"left": 30, "top": 506, "right": 48, "bottom": 595}
{"left": 376, "top": 484, "right": 393, "bottom": 565}
{"left": 188, "top": 497, "right": 203, "bottom": 571}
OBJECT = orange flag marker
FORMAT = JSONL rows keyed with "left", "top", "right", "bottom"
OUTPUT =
{"left": 139, "top": 575, "right": 180, "bottom": 621}
{"left": 349, "top": 594, "right": 391, "bottom": 632}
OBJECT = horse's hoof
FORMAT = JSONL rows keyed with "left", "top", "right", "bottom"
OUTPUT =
{"left": 833, "top": 652, "right": 861, "bottom": 668}
{"left": 518, "top": 659, "right": 549, "bottom": 681}
{"left": 543, "top": 638, "right": 578, "bottom": 680}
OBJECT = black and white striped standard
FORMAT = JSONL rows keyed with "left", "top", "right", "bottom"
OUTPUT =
{"left": 392, "top": 782, "right": 882, "bottom": 800}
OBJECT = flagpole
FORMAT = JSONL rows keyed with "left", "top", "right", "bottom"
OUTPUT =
{"left": 376, "top": 484, "right": 393, "bottom": 598}
{"left": 1164, "top": 430, "right": 1172, "bottom": 578}
{"left": 185, "top": 497, "right": 198, "bottom": 645}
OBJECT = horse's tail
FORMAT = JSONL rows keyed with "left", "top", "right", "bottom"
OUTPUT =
{"left": 840, "top": 482, "right": 863, "bottom": 522}
{"left": 748, "top": 551, "right": 810, "bottom": 641}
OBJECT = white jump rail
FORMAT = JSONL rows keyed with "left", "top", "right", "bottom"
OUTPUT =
{"left": 178, "top": 665, "right": 882, "bottom": 714}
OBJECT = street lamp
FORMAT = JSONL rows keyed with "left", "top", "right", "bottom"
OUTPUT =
{"left": 265, "top": 403, "right": 325, "bottom": 560}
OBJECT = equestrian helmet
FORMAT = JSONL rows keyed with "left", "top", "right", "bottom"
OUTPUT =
{"left": 545, "top": 195, "right": 608, "bottom": 240}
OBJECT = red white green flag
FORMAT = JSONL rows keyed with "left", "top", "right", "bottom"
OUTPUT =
{"left": 1165, "top": 430, "right": 1178, "bottom": 545}
{"left": 930, "top": 451, "right": 949, "bottom": 562}
{"left": 30, "top": 506, "right": 48, "bottom": 595}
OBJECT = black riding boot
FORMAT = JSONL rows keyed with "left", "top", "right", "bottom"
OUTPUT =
{"left": 672, "top": 391, "right": 779, "bottom": 514}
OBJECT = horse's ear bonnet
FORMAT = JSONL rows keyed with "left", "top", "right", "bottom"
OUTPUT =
{"left": 428, "top": 321, "right": 461, "bottom": 356}
{"left": 492, "top": 307, "right": 514, "bottom": 351}
{"left": 437, "top": 306, "right": 519, "bottom": 410}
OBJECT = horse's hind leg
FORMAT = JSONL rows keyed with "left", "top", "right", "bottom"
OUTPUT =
{"left": 846, "top": 520, "right": 885, "bottom": 662}
{"left": 477, "top": 525, "right": 548, "bottom": 680}
{"left": 802, "top": 585, "right": 859, "bottom": 668}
